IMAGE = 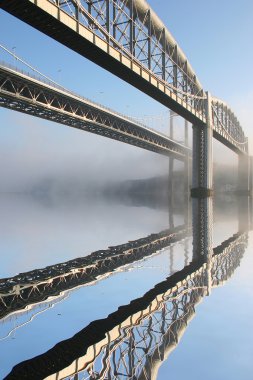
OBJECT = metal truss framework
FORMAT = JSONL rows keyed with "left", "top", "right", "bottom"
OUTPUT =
{"left": 212, "top": 97, "right": 248, "bottom": 154}
{"left": 0, "top": 1, "right": 248, "bottom": 156}
{"left": 192, "top": 125, "right": 211, "bottom": 192}
{"left": 0, "top": 64, "right": 190, "bottom": 160}
{"left": 5, "top": 231, "right": 247, "bottom": 380}
{"left": 0, "top": 225, "right": 189, "bottom": 319}
{"left": 0, "top": 0, "right": 206, "bottom": 124}
{"left": 0, "top": 62, "right": 247, "bottom": 157}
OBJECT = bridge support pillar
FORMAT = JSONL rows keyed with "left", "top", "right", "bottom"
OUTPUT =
{"left": 168, "top": 110, "right": 175, "bottom": 198}
{"left": 237, "top": 154, "right": 250, "bottom": 195}
{"left": 191, "top": 92, "right": 213, "bottom": 197}
{"left": 192, "top": 197, "right": 213, "bottom": 294}
{"left": 184, "top": 119, "right": 190, "bottom": 194}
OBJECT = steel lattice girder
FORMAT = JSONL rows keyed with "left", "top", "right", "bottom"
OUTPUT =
{"left": 0, "top": 1, "right": 248, "bottom": 154}
{"left": 211, "top": 98, "right": 247, "bottom": 154}
{"left": 0, "top": 63, "right": 247, "bottom": 156}
{"left": 0, "top": 65, "right": 190, "bottom": 159}
{"left": 0, "top": 0, "right": 207, "bottom": 125}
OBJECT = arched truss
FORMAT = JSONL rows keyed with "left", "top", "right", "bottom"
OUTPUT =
{"left": 211, "top": 97, "right": 248, "bottom": 154}
{"left": 52, "top": 0, "right": 205, "bottom": 103}
{"left": 0, "top": 0, "right": 248, "bottom": 155}
{"left": 0, "top": 0, "right": 206, "bottom": 123}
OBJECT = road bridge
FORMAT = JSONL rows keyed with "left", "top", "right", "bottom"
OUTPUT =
{"left": 0, "top": 63, "right": 189, "bottom": 160}
{"left": 0, "top": 0, "right": 251, "bottom": 196}
{"left": 4, "top": 229, "right": 247, "bottom": 380}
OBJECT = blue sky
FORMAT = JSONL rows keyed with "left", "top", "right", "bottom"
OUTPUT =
{"left": 0, "top": 0, "right": 253, "bottom": 189}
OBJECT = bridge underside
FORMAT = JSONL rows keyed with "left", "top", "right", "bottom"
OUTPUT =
{"left": 212, "top": 130, "right": 244, "bottom": 155}
{"left": 0, "top": 0, "right": 205, "bottom": 128}
{"left": 0, "top": 93, "right": 183, "bottom": 158}
{"left": 0, "top": 0, "right": 249, "bottom": 197}
{"left": 0, "top": 65, "right": 189, "bottom": 160}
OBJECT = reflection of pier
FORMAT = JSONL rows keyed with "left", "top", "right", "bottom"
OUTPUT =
{"left": 4, "top": 229, "right": 247, "bottom": 380}
{"left": 0, "top": 225, "right": 189, "bottom": 320}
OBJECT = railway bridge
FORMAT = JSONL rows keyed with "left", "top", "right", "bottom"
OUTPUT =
{"left": 0, "top": 0, "right": 252, "bottom": 196}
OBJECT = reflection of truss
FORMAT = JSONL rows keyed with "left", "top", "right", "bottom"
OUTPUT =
{"left": 5, "top": 232, "right": 247, "bottom": 380}
{"left": 80, "top": 286, "right": 204, "bottom": 380}
{"left": 212, "top": 233, "right": 247, "bottom": 286}
{"left": 0, "top": 225, "right": 189, "bottom": 319}
{"left": 0, "top": 293, "right": 68, "bottom": 341}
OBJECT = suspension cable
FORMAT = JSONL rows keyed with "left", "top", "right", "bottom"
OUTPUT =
{"left": 0, "top": 43, "right": 63, "bottom": 88}
{"left": 2, "top": 41, "right": 245, "bottom": 148}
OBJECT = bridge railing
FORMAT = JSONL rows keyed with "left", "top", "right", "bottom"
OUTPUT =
{"left": 33, "top": 0, "right": 207, "bottom": 117}
{"left": 0, "top": 1, "right": 249, "bottom": 156}
{"left": 0, "top": 61, "right": 192, "bottom": 154}
{"left": 0, "top": 60, "right": 191, "bottom": 147}
{"left": 0, "top": 60, "right": 144, "bottom": 127}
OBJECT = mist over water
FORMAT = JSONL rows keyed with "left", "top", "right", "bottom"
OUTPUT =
{"left": 0, "top": 112, "right": 252, "bottom": 380}
{"left": 0, "top": 192, "right": 172, "bottom": 278}
{"left": 0, "top": 181, "right": 252, "bottom": 380}
{"left": 0, "top": 111, "right": 173, "bottom": 193}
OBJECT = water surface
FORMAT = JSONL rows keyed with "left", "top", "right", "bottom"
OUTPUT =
{"left": 0, "top": 193, "right": 252, "bottom": 379}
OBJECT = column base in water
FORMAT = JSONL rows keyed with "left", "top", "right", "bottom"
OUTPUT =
{"left": 191, "top": 187, "right": 213, "bottom": 198}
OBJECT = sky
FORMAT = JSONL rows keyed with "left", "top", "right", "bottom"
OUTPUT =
{"left": 0, "top": 0, "right": 253, "bottom": 191}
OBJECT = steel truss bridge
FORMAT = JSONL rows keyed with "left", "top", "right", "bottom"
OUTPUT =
{"left": 0, "top": 64, "right": 189, "bottom": 160}
{"left": 0, "top": 0, "right": 251, "bottom": 195}
{"left": 3, "top": 230, "right": 247, "bottom": 380}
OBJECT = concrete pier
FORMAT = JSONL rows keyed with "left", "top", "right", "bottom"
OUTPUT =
{"left": 192, "top": 197, "right": 213, "bottom": 294}
{"left": 191, "top": 92, "right": 213, "bottom": 198}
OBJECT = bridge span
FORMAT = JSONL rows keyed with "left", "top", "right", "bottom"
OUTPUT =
{"left": 0, "top": 0, "right": 246, "bottom": 140}
{"left": 0, "top": 0, "right": 251, "bottom": 196}
{"left": 0, "top": 63, "right": 189, "bottom": 160}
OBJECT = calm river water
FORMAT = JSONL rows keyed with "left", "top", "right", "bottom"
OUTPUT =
{"left": 0, "top": 192, "right": 252, "bottom": 379}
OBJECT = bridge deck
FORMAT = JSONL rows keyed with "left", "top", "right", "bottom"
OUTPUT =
{"left": 0, "top": 64, "right": 190, "bottom": 160}
{"left": 0, "top": 0, "right": 247, "bottom": 155}
{"left": 0, "top": 0, "right": 206, "bottom": 127}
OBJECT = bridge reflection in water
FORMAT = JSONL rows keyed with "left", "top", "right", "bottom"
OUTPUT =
{"left": 1, "top": 196, "right": 250, "bottom": 380}
{"left": 0, "top": 224, "right": 190, "bottom": 320}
